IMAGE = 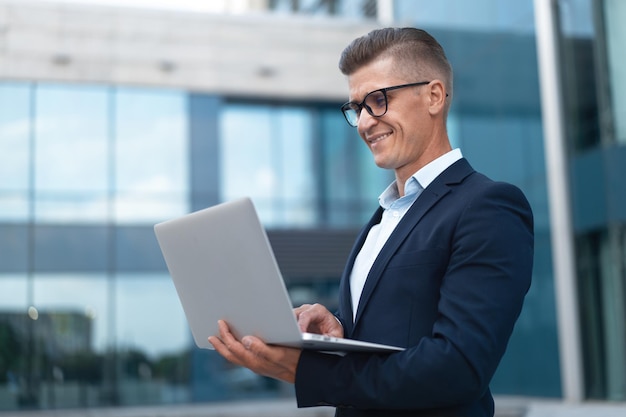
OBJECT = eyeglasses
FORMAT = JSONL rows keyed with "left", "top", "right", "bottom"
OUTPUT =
{"left": 340, "top": 81, "right": 431, "bottom": 127}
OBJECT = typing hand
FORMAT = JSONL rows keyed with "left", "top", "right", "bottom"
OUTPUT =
{"left": 294, "top": 303, "right": 344, "bottom": 338}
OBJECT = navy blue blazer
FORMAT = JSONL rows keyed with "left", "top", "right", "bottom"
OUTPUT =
{"left": 295, "top": 158, "right": 534, "bottom": 417}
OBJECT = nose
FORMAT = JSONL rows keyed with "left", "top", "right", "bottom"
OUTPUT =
{"left": 357, "top": 108, "right": 378, "bottom": 132}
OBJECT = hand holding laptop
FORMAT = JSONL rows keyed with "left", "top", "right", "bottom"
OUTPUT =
{"left": 209, "top": 302, "right": 344, "bottom": 384}
{"left": 209, "top": 319, "right": 301, "bottom": 384}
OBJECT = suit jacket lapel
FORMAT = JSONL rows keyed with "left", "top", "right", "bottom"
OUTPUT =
{"left": 351, "top": 158, "right": 475, "bottom": 332}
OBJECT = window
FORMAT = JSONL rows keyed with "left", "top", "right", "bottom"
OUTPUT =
{"left": 220, "top": 104, "right": 316, "bottom": 227}
{"left": 0, "top": 84, "right": 31, "bottom": 221}
{"left": 114, "top": 88, "right": 189, "bottom": 223}
{"left": 34, "top": 85, "right": 109, "bottom": 223}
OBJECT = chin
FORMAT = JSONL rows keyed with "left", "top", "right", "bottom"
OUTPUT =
{"left": 373, "top": 159, "right": 392, "bottom": 170}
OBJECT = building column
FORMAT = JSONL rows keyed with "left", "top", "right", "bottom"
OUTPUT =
{"left": 534, "top": 0, "right": 584, "bottom": 402}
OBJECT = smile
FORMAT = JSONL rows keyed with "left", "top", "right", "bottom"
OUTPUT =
{"left": 367, "top": 132, "right": 391, "bottom": 144}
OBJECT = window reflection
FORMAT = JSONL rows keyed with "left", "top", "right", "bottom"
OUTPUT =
{"left": 114, "top": 89, "right": 189, "bottom": 224}
{"left": 34, "top": 85, "right": 109, "bottom": 223}
{"left": 0, "top": 275, "right": 28, "bottom": 309}
{"left": 557, "top": 0, "right": 601, "bottom": 152}
{"left": 0, "top": 274, "right": 109, "bottom": 409}
{"left": 220, "top": 104, "right": 391, "bottom": 228}
{"left": 277, "top": 109, "right": 316, "bottom": 225}
{"left": 114, "top": 274, "right": 191, "bottom": 405}
{"left": 395, "top": 0, "right": 536, "bottom": 33}
{"left": 0, "top": 81, "right": 193, "bottom": 410}
{"left": 0, "top": 84, "right": 31, "bottom": 221}
{"left": 114, "top": 274, "right": 187, "bottom": 357}
{"left": 598, "top": 0, "right": 626, "bottom": 145}
{"left": 220, "top": 105, "right": 316, "bottom": 227}
{"left": 33, "top": 274, "right": 109, "bottom": 352}
{"left": 0, "top": 84, "right": 190, "bottom": 225}
{"left": 0, "top": 273, "right": 192, "bottom": 409}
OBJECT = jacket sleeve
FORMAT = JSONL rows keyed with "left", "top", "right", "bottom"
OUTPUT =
{"left": 295, "top": 182, "right": 534, "bottom": 411}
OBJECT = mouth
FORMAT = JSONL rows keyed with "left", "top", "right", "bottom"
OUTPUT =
{"left": 367, "top": 132, "right": 391, "bottom": 145}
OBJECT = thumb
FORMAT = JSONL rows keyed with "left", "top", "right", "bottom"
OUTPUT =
{"left": 241, "top": 336, "right": 269, "bottom": 360}
{"left": 241, "top": 336, "right": 253, "bottom": 349}
{"left": 242, "top": 336, "right": 266, "bottom": 352}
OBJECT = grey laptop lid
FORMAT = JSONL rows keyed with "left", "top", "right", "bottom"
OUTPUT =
{"left": 154, "top": 197, "right": 403, "bottom": 353}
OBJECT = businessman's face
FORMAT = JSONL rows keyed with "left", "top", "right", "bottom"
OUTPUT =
{"left": 348, "top": 57, "right": 437, "bottom": 185}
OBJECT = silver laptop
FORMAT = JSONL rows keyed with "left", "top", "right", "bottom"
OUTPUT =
{"left": 154, "top": 197, "right": 403, "bottom": 354}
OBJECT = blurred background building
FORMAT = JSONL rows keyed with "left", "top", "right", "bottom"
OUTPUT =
{"left": 0, "top": 0, "right": 623, "bottom": 413}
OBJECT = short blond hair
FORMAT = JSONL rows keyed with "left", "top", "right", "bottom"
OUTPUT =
{"left": 339, "top": 27, "right": 453, "bottom": 115}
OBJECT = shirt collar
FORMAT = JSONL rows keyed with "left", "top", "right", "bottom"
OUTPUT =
{"left": 378, "top": 148, "right": 463, "bottom": 209}
{"left": 414, "top": 148, "right": 463, "bottom": 189}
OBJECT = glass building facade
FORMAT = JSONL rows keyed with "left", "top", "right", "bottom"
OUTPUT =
{"left": 0, "top": 0, "right": 624, "bottom": 411}
{"left": 0, "top": 82, "right": 387, "bottom": 407}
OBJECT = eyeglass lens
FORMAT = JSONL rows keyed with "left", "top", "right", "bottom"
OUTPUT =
{"left": 343, "top": 89, "right": 388, "bottom": 126}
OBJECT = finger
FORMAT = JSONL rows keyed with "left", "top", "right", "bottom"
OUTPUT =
{"left": 297, "top": 313, "right": 311, "bottom": 332}
{"left": 326, "top": 317, "right": 344, "bottom": 337}
{"left": 217, "top": 319, "right": 234, "bottom": 342}
{"left": 208, "top": 334, "right": 230, "bottom": 357}
{"left": 240, "top": 335, "right": 289, "bottom": 368}
{"left": 211, "top": 321, "right": 251, "bottom": 366}
{"left": 296, "top": 304, "right": 325, "bottom": 332}
{"left": 209, "top": 335, "right": 242, "bottom": 366}
{"left": 217, "top": 320, "right": 249, "bottom": 354}
{"left": 293, "top": 304, "right": 312, "bottom": 319}
{"left": 241, "top": 335, "right": 280, "bottom": 361}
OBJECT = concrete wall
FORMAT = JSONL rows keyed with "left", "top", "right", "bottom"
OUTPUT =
{"left": 0, "top": 0, "right": 380, "bottom": 100}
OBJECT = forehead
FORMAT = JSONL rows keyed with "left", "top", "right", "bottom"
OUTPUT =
{"left": 347, "top": 57, "right": 409, "bottom": 101}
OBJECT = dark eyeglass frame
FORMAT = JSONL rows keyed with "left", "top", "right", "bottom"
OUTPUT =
{"left": 340, "top": 81, "right": 431, "bottom": 127}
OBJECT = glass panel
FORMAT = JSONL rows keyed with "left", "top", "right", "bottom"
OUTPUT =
{"left": 114, "top": 88, "right": 189, "bottom": 224}
{"left": 220, "top": 105, "right": 275, "bottom": 218}
{"left": 599, "top": 226, "right": 626, "bottom": 401}
{"left": 0, "top": 84, "right": 31, "bottom": 221}
{"left": 114, "top": 274, "right": 190, "bottom": 405}
{"left": 394, "top": 0, "right": 535, "bottom": 33}
{"left": 577, "top": 231, "right": 608, "bottom": 399}
{"left": 322, "top": 110, "right": 355, "bottom": 207}
{"left": 114, "top": 274, "right": 187, "bottom": 357}
{"left": 558, "top": 0, "right": 595, "bottom": 36}
{"left": 268, "top": 0, "right": 372, "bottom": 18}
{"left": 557, "top": 0, "right": 601, "bottom": 152}
{"left": 603, "top": 0, "right": 626, "bottom": 144}
{"left": 33, "top": 274, "right": 109, "bottom": 353}
{"left": 0, "top": 275, "right": 28, "bottom": 309}
{"left": 220, "top": 105, "right": 317, "bottom": 227}
{"left": 34, "top": 85, "right": 109, "bottom": 223}
{"left": 0, "top": 275, "right": 30, "bottom": 410}
{"left": 277, "top": 109, "right": 315, "bottom": 226}
{"left": 21, "top": 274, "right": 110, "bottom": 409}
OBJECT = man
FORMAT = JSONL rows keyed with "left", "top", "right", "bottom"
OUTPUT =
{"left": 209, "top": 27, "right": 533, "bottom": 417}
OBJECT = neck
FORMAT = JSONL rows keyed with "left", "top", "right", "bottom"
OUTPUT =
{"left": 395, "top": 141, "right": 452, "bottom": 197}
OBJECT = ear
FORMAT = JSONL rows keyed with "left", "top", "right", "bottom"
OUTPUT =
{"left": 427, "top": 80, "right": 447, "bottom": 116}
